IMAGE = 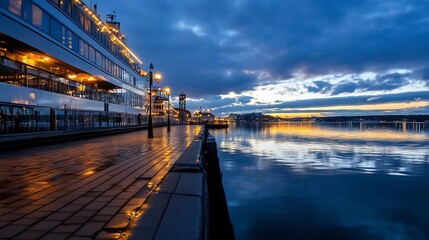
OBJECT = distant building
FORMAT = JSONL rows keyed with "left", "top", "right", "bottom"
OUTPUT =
{"left": 174, "top": 108, "right": 191, "bottom": 124}
{"left": 146, "top": 88, "right": 174, "bottom": 124}
{"left": 193, "top": 110, "right": 215, "bottom": 124}
{"left": 229, "top": 112, "right": 277, "bottom": 122}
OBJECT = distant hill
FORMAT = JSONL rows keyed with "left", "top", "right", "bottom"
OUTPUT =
{"left": 315, "top": 115, "right": 429, "bottom": 122}
{"left": 228, "top": 113, "right": 429, "bottom": 122}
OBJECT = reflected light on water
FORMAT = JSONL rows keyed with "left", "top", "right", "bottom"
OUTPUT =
{"left": 218, "top": 122, "right": 429, "bottom": 175}
{"left": 212, "top": 122, "right": 429, "bottom": 240}
{"left": 266, "top": 122, "right": 427, "bottom": 142}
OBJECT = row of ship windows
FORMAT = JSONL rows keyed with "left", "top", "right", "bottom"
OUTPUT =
{"left": 49, "top": 0, "right": 139, "bottom": 70}
{"left": 0, "top": 57, "right": 145, "bottom": 109}
{"left": 0, "top": 103, "right": 141, "bottom": 134}
{"left": 0, "top": 0, "right": 138, "bottom": 87}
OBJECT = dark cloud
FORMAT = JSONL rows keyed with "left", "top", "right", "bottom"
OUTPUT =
{"left": 331, "top": 82, "right": 358, "bottom": 95}
{"left": 184, "top": 94, "right": 254, "bottom": 112}
{"left": 94, "top": 0, "right": 429, "bottom": 114}
{"left": 412, "top": 67, "right": 429, "bottom": 87}
{"left": 306, "top": 81, "right": 333, "bottom": 94}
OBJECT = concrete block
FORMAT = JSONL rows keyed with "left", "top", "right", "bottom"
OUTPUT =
{"left": 129, "top": 193, "right": 171, "bottom": 240}
{"left": 154, "top": 195, "right": 203, "bottom": 240}
{"left": 175, "top": 173, "right": 204, "bottom": 198}
{"left": 176, "top": 140, "right": 202, "bottom": 165}
{"left": 157, "top": 172, "right": 181, "bottom": 194}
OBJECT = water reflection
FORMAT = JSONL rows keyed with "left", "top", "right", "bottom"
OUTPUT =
{"left": 212, "top": 122, "right": 429, "bottom": 240}
{"left": 220, "top": 122, "right": 429, "bottom": 175}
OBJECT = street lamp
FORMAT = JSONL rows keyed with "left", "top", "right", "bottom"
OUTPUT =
{"left": 165, "top": 87, "right": 171, "bottom": 132}
{"left": 147, "top": 63, "right": 162, "bottom": 138}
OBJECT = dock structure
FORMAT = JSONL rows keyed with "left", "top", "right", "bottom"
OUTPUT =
{"left": 0, "top": 125, "right": 207, "bottom": 239}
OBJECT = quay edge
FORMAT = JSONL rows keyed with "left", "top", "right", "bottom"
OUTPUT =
{"left": 129, "top": 126, "right": 235, "bottom": 240}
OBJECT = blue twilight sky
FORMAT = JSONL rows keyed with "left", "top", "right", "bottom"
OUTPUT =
{"left": 90, "top": 0, "right": 429, "bottom": 117}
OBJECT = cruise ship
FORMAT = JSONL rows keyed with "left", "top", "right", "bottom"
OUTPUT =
{"left": 0, "top": 0, "right": 152, "bottom": 134}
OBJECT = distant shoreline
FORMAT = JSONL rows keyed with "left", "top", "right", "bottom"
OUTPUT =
{"left": 228, "top": 113, "right": 429, "bottom": 123}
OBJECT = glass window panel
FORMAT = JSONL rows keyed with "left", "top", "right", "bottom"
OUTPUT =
{"left": 79, "top": 10, "right": 85, "bottom": 28}
{"left": 88, "top": 46, "right": 95, "bottom": 63}
{"left": 61, "top": 26, "right": 66, "bottom": 45}
{"left": 72, "top": 33, "right": 79, "bottom": 52}
{"left": 32, "top": 4, "right": 42, "bottom": 28}
{"left": 8, "top": 0, "right": 22, "bottom": 16}
{"left": 50, "top": 18, "right": 62, "bottom": 42}
{"left": 84, "top": 16, "right": 90, "bottom": 32}
{"left": 40, "top": 78, "right": 49, "bottom": 91}
{"left": 50, "top": 0, "right": 60, "bottom": 6}
{"left": 62, "top": 0, "right": 71, "bottom": 16}
{"left": 95, "top": 51, "right": 102, "bottom": 66}
{"left": 79, "top": 39, "right": 85, "bottom": 56}
{"left": 72, "top": 5, "right": 80, "bottom": 23}
{"left": 41, "top": 10, "right": 50, "bottom": 33}
{"left": 67, "top": 29, "right": 73, "bottom": 49}
{"left": 21, "top": 0, "right": 33, "bottom": 22}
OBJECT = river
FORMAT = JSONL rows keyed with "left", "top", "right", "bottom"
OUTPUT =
{"left": 210, "top": 122, "right": 429, "bottom": 240}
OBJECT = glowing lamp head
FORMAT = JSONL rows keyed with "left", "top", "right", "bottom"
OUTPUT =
{"left": 165, "top": 88, "right": 170, "bottom": 95}
{"left": 154, "top": 73, "right": 162, "bottom": 83}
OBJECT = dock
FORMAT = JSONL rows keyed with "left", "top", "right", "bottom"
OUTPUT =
{"left": 0, "top": 125, "right": 219, "bottom": 239}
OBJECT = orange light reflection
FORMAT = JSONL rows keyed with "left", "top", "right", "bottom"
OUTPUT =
{"left": 266, "top": 122, "right": 427, "bottom": 142}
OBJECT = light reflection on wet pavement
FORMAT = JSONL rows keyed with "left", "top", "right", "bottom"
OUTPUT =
{"left": 212, "top": 122, "right": 429, "bottom": 240}
{"left": 0, "top": 125, "right": 200, "bottom": 239}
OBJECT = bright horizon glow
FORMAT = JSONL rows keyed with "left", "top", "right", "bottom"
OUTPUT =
{"left": 300, "top": 101, "right": 429, "bottom": 111}
{"left": 265, "top": 101, "right": 429, "bottom": 118}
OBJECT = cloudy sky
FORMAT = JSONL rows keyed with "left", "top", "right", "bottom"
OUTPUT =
{"left": 93, "top": 0, "right": 429, "bottom": 117}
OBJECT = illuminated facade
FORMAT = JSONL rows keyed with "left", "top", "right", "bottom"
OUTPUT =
{"left": 146, "top": 88, "right": 174, "bottom": 124}
{"left": 0, "top": 0, "right": 147, "bottom": 134}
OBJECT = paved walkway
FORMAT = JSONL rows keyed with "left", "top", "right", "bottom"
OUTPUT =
{"left": 0, "top": 125, "right": 202, "bottom": 239}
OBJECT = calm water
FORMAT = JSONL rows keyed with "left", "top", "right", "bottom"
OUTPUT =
{"left": 210, "top": 122, "right": 429, "bottom": 240}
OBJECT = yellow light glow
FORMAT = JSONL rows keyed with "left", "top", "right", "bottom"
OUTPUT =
{"left": 77, "top": 2, "right": 143, "bottom": 64}
{"left": 165, "top": 87, "right": 170, "bottom": 94}
{"left": 265, "top": 122, "right": 427, "bottom": 142}
{"left": 68, "top": 74, "right": 77, "bottom": 79}
{"left": 84, "top": 170, "right": 95, "bottom": 176}
{"left": 154, "top": 73, "right": 162, "bottom": 83}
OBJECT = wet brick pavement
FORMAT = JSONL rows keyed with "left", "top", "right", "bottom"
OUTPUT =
{"left": 0, "top": 125, "right": 202, "bottom": 239}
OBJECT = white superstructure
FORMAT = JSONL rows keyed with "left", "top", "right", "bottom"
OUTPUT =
{"left": 0, "top": 0, "right": 148, "bottom": 133}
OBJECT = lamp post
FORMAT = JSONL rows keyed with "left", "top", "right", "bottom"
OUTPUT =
{"left": 146, "top": 63, "right": 162, "bottom": 138}
{"left": 147, "top": 63, "right": 154, "bottom": 138}
{"left": 165, "top": 88, "right": 171, "bottom": 132}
